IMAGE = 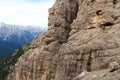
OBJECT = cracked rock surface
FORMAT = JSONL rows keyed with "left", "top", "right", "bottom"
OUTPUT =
{"left": 7, "top": 0, "right": 120, "bottom": 80}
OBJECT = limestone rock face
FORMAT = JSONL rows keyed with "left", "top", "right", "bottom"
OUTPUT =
{"left": 7, "top": 0, "right": 120, "bottom": 80}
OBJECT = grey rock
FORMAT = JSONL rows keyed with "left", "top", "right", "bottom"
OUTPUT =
{"left": 7, "top": 0, "right": 120, "bottom": 80}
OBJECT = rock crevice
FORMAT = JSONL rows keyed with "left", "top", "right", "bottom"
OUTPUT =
{"left": 7, "top": 0, "right": 120, "bottom": 80}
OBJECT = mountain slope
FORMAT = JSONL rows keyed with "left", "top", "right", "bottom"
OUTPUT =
{"left": 0, "top": 22, "right": 45, "bottom": 59}
{"left": 0, "top": 42, "right": 30, "bottom": 80}
{"left": 7, "top": 0, "right": 120, "bottom": 80}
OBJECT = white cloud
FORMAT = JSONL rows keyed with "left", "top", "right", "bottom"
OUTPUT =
{"left": 0, "top": 0, "right": 55, "bottom": 27}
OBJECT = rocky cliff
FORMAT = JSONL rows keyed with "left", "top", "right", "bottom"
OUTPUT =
{"left": 7, "top": 0, "right": 120, "bottom": 80}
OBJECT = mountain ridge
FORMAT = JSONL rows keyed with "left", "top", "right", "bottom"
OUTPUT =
{"left": 0, "top": 22, "right": 45, "bottom": 59}
{"left": 6, "top": 0, "right": 120, "bottom": 80}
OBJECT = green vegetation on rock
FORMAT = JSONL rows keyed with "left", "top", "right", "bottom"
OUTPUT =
{"left": 0, "top": 42, "right": 31, "bottom": 80}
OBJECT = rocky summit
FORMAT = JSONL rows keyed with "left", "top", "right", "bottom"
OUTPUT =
{"left": 7, "top": 0, "right": 120, "bottom": 80}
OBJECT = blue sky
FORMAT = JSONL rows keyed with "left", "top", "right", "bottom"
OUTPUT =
{"left": 0, "top": 0, "right": 55, "bottom": 27}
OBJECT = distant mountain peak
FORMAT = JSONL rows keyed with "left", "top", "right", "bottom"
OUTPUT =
{"left": 0, "top": 22, "right": 45, "bottom": 58}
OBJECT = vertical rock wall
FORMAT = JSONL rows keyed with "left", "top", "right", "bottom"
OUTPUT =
{"left": 7, "top": 0, "right": 120, "bottom": 80}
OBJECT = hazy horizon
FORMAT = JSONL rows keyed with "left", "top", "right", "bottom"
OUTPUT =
{"left": 0, "top": 0, "right": 55, "bottom": 27}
